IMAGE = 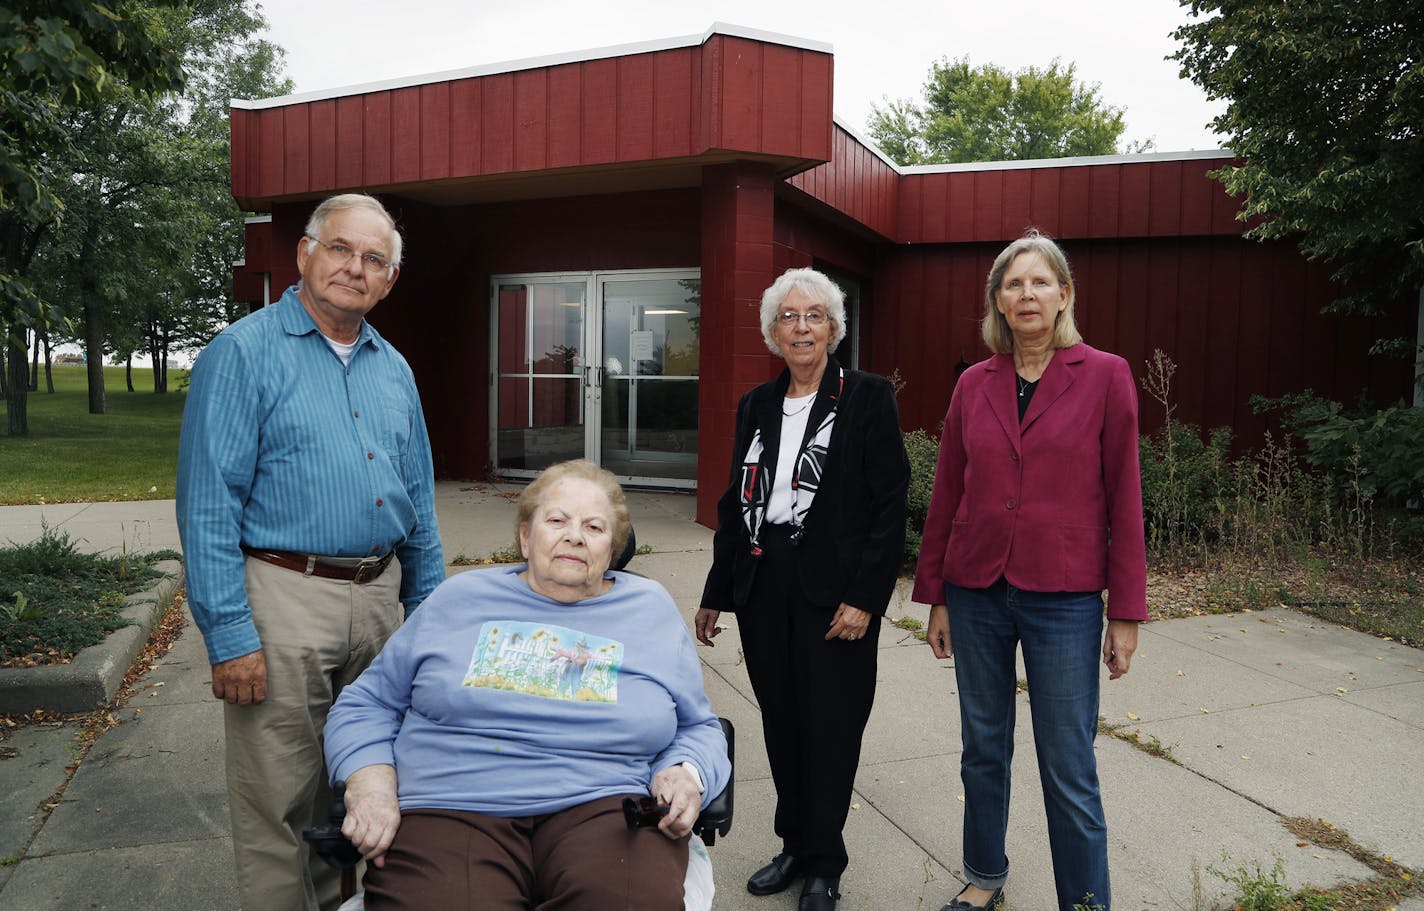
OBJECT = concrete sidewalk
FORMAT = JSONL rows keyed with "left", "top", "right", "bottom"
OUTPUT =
{"left": 1, "top": 486, "right": 1421, "bottom": 910}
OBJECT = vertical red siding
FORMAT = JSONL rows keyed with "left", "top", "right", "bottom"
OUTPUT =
{"left": 419, "top": 83, "right": 451, "bottom": 180}
{"left": 481, "top": 74, "right": 514, "bottom": 174}
{"left": 761, "top": 43, "right": 801, "bottom": 155}
{"left": 1148, "top": 160, "right": 1182, "bottom": 236}
{"left": 582, "top": 58, "right": 618, "bottom": 164}
{"left": 257, "top": 108, "right": 283, "bottom": 199}
{"left": 390, "top": 87, "right": 422, "bottom": 184}
{"left": 513, "top": 69, "right": 548, "bottom": 172}
{"left": 282, "top": 106, "right": 309, "bottom": 195}
{"left": 335, "top": 97, "right": 363, "bottom": 187}
{"left": 1002, "top": 168, "right": 1032, "bottom": 235}
{"left": 450, "top": 78, "right": 482, "bottom": 176}
{"left": 616, "top": 55, "right": 655, "bottom": 161}
{"left": 362, "top": 92, "right": 392, "bottom": 186}
{"left": 718, "top": 37, "right": 761, "bottom": 151}
{"left": 653, "top": 49, "right": 694, "bottom": 158}
{"left": 309, "top": 100, "right": 336, "bottom": 191}
{"left": 548, "top": 66, "right": 582, "bottom": 169}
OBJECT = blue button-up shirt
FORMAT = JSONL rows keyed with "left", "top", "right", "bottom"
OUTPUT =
{"left": 177, "top": 287, "right": 444, "bottom": 664}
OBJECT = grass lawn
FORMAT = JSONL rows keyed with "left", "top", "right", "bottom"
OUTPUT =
{"left": 0, "top": 365, "right": 188, "bottom": 504}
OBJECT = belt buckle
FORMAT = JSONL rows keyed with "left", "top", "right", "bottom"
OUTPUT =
{"left": 352, "top": 557, "right": 383, "bottom": 585}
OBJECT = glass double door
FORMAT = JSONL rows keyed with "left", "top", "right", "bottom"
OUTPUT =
{"left": 492, "top": 270, "right": 700, "bottom": 487}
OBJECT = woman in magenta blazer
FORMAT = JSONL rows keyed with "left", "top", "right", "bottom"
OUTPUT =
{"left": 913, "top": 230, "right": 1147, "bottom": 911}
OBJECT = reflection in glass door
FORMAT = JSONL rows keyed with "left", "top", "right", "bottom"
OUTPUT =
{"left": 599, "top": 277, "right": 699, "bottom": 482}
{"left": 490, "top": 270, "right": 700, "bottom": 487}
{"left": 493, "top": 280, "right": 587, "bottom": 473}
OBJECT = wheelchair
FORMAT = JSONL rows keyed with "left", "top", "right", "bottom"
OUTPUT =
{"left": 303, "top": 529, "right": 734, "bottom": 908}
{"left": 303, "top": 718, "right": 734, "bottom": 908}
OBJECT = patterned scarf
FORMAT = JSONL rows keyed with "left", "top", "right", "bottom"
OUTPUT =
{"left": 739, "top": 367, "right": 844, "bottom": 554}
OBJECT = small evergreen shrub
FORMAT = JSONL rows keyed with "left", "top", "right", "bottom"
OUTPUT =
{"left": 0, "top": 528, "right": 163, "bottom": 665}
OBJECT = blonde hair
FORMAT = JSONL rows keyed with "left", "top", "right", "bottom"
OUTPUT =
{"left": 759, "top": 267, "right": 848, "bottom": 355}
{"left": 981, "top": 229, "right": 1083, "bottom": 355}
{"left": 514, "top": 460, "right": 632, "bottom": 559}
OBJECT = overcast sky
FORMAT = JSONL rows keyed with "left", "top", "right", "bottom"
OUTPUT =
{"left": 254, "top": 0, "right": 1227, "bottom": 154}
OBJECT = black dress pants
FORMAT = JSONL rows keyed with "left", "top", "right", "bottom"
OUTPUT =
{"left": 736, "top": 524, "right": 880, "bottom": 878}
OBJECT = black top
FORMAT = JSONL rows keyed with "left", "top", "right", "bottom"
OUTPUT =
{"left": 1016, "top": 375, "right": 1039, "bottom": 421}
{"left": 702, "top": 355, "right": 911, "bottom": 615}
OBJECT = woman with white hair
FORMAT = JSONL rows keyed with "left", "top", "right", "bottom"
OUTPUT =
{"left": 696, "top": 268, "right": 909, "bottom": 911}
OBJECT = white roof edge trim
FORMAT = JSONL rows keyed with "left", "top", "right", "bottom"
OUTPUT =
{"left": 244, "top": 215, "right": 273, "bottom": 224}
{"left": 826, "top": 117, "right": 1231, "bottom": 176}
{"left": 230, "top": 23, "right": 832, "bottom": 111}
{"left": 903, "top": 148, "right": 1235, "bottom": 173}
{"left": 832, "top": 115, "right": 905, "bottom": 172}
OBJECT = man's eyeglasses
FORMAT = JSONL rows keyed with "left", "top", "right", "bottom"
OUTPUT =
{"left": 307, "top": 236, "right": 391, "bottom": 275}
{"left": 777, "top": 310, "right": 827, "bottom": 327}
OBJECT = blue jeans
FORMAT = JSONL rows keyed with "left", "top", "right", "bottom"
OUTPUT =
{"left": 947, "top": 580, "right": 1110, "bottom": 911}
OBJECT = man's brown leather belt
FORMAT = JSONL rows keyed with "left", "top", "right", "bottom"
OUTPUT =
{"left": 241, "top": 548, "right": 394, "bottom": 585}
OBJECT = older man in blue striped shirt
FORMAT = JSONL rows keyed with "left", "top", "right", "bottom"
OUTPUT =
{"left": 177, "top": 193, "right": 443, "bottom": 911}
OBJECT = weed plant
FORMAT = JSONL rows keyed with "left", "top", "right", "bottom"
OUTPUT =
{"left": 0, "top": 527, "right": 164, "bottom": 665}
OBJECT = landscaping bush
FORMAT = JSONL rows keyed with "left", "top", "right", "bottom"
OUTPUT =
{"left": 903, "top": 427, "right": 940, "bottom": 566}
{"left": 1138, "top": 419, "right": 1233, "bottom": 555}
{"left": 1268, "top": 394, "right": 1424, "bottom": 504}
{"left": 0, "top": 528, "right": 164, "bottom": 666}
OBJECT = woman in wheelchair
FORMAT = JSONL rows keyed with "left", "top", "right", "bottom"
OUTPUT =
{"left": 324, "top": 460, "right": 730, "bottom": 909}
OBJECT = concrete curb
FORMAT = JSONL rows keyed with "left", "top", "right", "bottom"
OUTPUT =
{"left": 0, "top": 560, "right": 184, "bottom": 714}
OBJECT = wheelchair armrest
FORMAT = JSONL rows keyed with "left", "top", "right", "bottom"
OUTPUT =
{"left": 692, "top": 717, "right": 734, "bottom": 846}
{"left": 306, "top": 716, "right": 736, "bottom": 864}
{"left": 302, "top": 781, "right": 362, "bottom": 870}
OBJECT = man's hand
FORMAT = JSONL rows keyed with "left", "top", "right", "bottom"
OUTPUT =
{"left": 651, "top": 764, "right": 703, "bottom": 839}
{"left": 342, "top": 764, "right": 401, "bottom": 867}
{"left": 211, "top": 650, "right": 268, "bottom": 704}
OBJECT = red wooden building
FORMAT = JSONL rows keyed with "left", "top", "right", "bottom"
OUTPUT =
{"left": 228, "top": 24, "right": 1411, "bottom": 526}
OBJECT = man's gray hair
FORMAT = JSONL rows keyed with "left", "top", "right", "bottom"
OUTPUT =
{"left": 303, "top": 193, "right": 403, "bottom": 273}
{"left": 758, "top": 267, "right": 848, "bottom": 355}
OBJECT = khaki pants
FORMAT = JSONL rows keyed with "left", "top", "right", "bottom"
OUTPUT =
{"left": 225, "top": 554, "right": 403, "bottom": 911}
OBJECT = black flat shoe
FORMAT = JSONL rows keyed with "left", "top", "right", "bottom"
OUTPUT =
{"left": 798, "top": 876, "right": 841, "bottom": 911}
{"left": 941, "top": 885, "right": 1004, "bottom": 910}
{"left": 747, "top": 853, "right": 802, "bottom": 895}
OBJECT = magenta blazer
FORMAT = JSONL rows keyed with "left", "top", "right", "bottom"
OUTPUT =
{"left": 911, "top": 343, "right": 1148, "bottom": 621}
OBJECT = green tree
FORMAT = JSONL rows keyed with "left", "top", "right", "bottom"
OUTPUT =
{"left": 1171, "top": 0, "right": 1424, "bottom": 364}
{"left": 28, "top": 0, "right": 288, "bottom": 408}
{"left": 1, "top": 0, "right": 186, "bottom": 434}
{"left": 867, "top": 57, "right": 1151, "bottom": 166}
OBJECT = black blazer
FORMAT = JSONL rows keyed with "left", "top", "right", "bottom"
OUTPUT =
{"left": 701, "top": 356, "right": 910, "bottom": 615}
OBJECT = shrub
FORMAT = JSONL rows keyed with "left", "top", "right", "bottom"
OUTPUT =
{"left": 1138, "top": 419, "right": 1233, "bottom": 555}
{"left": 903, "top": 427, "right": 940, "bottom": 566}
{"left": 0, "top": 527, "right": 163, "bottom": 665}
{"left": 1266, "top": 392, "right": 1424, "bottom": 508}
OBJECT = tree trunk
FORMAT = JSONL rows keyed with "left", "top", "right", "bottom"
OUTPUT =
{"left": 125, "top": 355, "right": 135, "bottom": 392}
{"left": 5, "top": 326, "right": 28, "bottom": 435}
{"left": 84, "top": 294, "right": 106, "bottom": 414}
{"left": 0, "top": 343, "right": 7, "bottom": 397}
{"left": 42, "top": 333, "right": 53, "bottom": 393}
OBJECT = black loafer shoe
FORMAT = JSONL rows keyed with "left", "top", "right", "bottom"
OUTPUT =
{"left": 941, "top": 885, "right": 1004, "bottom": 910}
{"left": 747, "top": 853, "right": 802, "bottom": 895}
{"left": 798, "top": 876, "right": 841, "bottom": 911}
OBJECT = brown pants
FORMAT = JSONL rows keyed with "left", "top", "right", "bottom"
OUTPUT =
{"left": 363, "top": 796, "right": 689, "bottom": 910}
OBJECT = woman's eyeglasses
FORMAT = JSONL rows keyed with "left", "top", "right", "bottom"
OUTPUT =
{"left": 777, "top": 310, "right": 827, "bottom": 327}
